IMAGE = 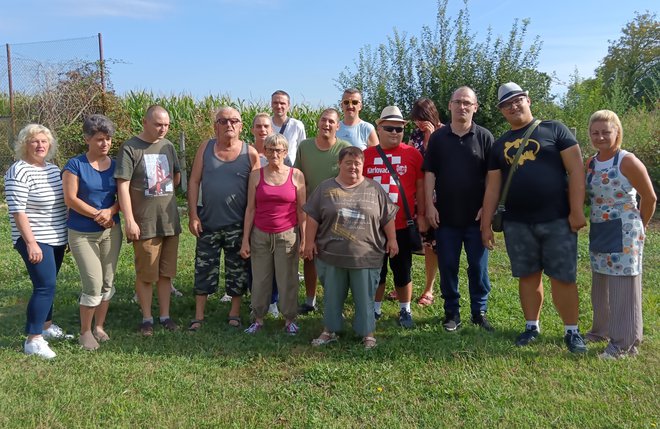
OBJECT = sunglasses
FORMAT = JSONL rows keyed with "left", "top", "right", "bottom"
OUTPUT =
{"left": 342, "top": 100, "right": 360, "bottom": 106}
{"left": 381, "top": 125, "right": 404, "bottom": 133}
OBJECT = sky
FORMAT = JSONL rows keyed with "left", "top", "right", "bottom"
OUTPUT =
{"left": 0, "top": 0, "right": 657, "bottom": 107}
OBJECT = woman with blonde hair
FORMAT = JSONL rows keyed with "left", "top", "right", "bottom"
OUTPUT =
{"left": 4, "top": 124, "right": 69, "bottom": 359}
{"left": 585, "top": 109, "right": 656, "bottom": 359}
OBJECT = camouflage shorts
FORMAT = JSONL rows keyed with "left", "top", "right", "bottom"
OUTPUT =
{"left": 503, "top": 218, "right": 578, "bottom": 283}
{"left": 193, "top": 222, "right": 249, "bottom": 296}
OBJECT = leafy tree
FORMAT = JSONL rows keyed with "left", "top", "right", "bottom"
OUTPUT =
{"left": 597, "top": 11, "right": 660, "bottom": 109}
{"left": 336, "top": 0, "right": 551, "bottom": 136}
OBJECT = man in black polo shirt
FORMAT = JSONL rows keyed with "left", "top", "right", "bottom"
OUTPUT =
{"left": 423, "top": 86, "right": 494, "bottom": 331}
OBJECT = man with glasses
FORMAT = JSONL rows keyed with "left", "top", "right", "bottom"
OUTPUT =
{"left": 187, "top": 107, "right": 260, "bottom": 331}
{"left": 481, "top": 82, "right": 588, "bottom": 353}
{"left": 424, "top": 86, "right": 494, "bottom": 332}
{"left": 271, "top": 90, "right": 306, "bottom": 164}
{"left": 294, "top": 109, "right": 351, "bottom": 314}
{"left": 364, "top": 106, "right": 427, "bottom": 328}
{"left": 336, "top": 88, "right": 378, "bottom": 150}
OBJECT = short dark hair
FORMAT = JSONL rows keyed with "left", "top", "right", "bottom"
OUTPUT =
{"left": 338, "top": 146, "right": 364, "bottom": 163}
{"left": 271, "top": 90, "right": 290, "bottom": 102}
{"left": 83, "top": 114, "right": 116, "bottom": 138}
{"left": 410, "top": 98, "right": 440, "bottom": 125}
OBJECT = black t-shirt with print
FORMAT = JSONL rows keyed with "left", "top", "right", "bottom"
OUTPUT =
{"left": 488, "top": 119, "right": 577, "bottom": 223}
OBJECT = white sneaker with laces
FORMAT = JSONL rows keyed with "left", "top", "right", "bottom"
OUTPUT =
{"left": 24, "top": 337, "right": 56, "bottom": 359}
{"left": 268, "top": 303, "right": 280, "bottom": 318}
{"left": 42, "top": 323, "right": 73, "bottom": 340}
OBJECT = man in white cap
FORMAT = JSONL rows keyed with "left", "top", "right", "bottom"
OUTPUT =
{"left": 364, "top": 106, "right": 427, "bottom": 328}
{"left": 481, "top": 82, "right": 588, "bottom": 353}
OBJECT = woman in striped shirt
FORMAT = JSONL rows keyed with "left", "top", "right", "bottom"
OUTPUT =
{"left": 4, "top": 124, "right": 69, "bottom": 359}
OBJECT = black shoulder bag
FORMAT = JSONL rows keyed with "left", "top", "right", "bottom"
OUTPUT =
{"left": 491, "top": 119, "right": 541, "bottom": 232}
{"left": 376, "top": 145, "right": 424, "bottom": 254}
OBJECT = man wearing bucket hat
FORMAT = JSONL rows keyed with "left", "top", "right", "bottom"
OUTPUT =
{"left": 364, "top": 106, "right": 428, "bottom": 328}
{"left": 481, "top": 82, "right": 588, "bottom": 353}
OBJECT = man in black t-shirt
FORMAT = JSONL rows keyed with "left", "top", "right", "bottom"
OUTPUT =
{"left": 424, "top": 86, "right": 494, "bottom": 332}
{"left": 481, "top": 82, "right": 588, "bottom": 353}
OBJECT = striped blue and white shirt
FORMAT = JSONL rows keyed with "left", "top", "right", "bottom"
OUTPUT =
{"left": 4, "top": 160, "right": 67, "bottom": 246}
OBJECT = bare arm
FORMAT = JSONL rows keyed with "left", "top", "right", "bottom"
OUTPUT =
{"left": 383, "top": 218, "right": 398, "bottom": 258}
{"left": 117, "top": 179, "right": 139, "bottom": 241}
{"left": 187, "top": 141, "right": 208, "bottom": 237}
{"left": 13, "top": 212, "right": 43, "bottom": 264}
{"left": 424, "top": 171, "right": 439, "bottom": 228}
{"left": 620, "top": 154, "right": 657, "bottom": 228}
{"left": 415, "top": 177, "right": 428, "bottom": 233}
{"left": 367, "top": 129, "right": 379, "bottom": 147}
{"left": 294, "top": 168, "right": 307, "bottom": 257}
{"left": 240, "top": 169, "right": 260, "bottom": 259}
{"left": 560, "top": 144, "right": 587, "bottom": 232}
{"left": 303, "top": 217, "right": 319, "bottom": 261}
{"left": 247, "top": 145, "right": 261, "bottom": 171}
{"left": 173, "top": 171, "right": 181, "bottom": 187}
{"left": 481, "top": 169, "right": 502, "bottom": 250}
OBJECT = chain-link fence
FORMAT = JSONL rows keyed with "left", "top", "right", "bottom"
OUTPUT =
{"left": 0, "top": 34, "right": 104, "bottom": 169}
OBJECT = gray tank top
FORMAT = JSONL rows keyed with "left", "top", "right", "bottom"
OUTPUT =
{"left": 199, "top": 140, "right": 251, "bottom": 230}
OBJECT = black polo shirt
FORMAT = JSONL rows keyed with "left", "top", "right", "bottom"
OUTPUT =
{"left": 423, "top": 122, "right": 494, "bottom": 227}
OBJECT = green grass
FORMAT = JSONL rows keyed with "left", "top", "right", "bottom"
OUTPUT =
{"left": 0, "top": 207, "right": 658, "bottom": 428}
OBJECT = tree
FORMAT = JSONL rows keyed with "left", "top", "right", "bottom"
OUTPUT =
{"left": 336, "top": 0, "right": 551, "bottom": 136}
{"left": 597, "top": 11, "right": 660, "bottom": 109}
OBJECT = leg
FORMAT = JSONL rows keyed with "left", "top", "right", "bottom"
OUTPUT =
{"left": 272, "top": 228, "right": 300, "bottom": 323}
{"left": 420, "top": 246, "right": 437, "bottom": 299}
{"left": 224, "top": 224, "right": 250, "bottom": 322}
{"left": 133, "top": 238, "right": 162, "bottom": 321}
{"left": 250, "top": 227, "right": 276, "bottom": 322}
{"left": 96, "top": 224, "right": 122, "bottom": 333}
{"left": 464, "top": 224, "right": 491, "bottom": 316}
{"left": 586, "top": 271, "right": 609, "bottom": 341}
{"left": 303, "top": 258, "right": 317, "bottom": 303}
{"left": 68, "top": 229, "right": 104, "bottom": 335}
{"left": 93, "top": 300, "right": 111, "bottom": 336}
{"left": 349, "top": 267, "right": 380, "bottom": 337}
{"left": 193, "top": 231, "right": 222, "bottom": 322}
{"left": 435, "top": 226, "right": 463, "bottom": 317}
{"left": 316, "top": 259, "right": 349, "bottom": 334}
{"left": 156, "top": 276, "right": 172, "bottom": 318}
{"left": 549, "top": 277, "right": 579, "bottom": 325}
{"left": 519, "top": 272, "right": 544, "bottom": 321}
{"left": 157, "top": 235, "right": 179, "bottom": 320}
{"left": 605, "top": 274, "right": 643, "bottom": 354}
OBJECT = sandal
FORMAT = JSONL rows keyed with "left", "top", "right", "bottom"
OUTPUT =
{"left": 386, "top": 290, "right": 398, "bottom": 301}
{"left": 227, "top": 316, "right": 242, "bottom": 328}
{"left": 188, "top": 319, "right": 204, "bottom": 332}
{"left": 311, "top": 331, "right": 338, "bottom": 347}
{"left": 417, "top": 293, "right": 434, "bottom": 307}
{"left": 363, "top": 336, "right": 377, "bottom": 350}
{"left": 93, "top": 328, "right": 110, "bottom": 342}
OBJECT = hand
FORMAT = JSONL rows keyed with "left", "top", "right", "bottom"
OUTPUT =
{"left": 418, "top": 121, "right": 435, "bottom": 136}
{"left": 239, "top": 242, "right": 250, "bottom": 259}
{"left": 188, "top": 217, "right": 203, "bottom": 237}
{"left": 426, "top": 206, "right": 440, "bottom": 229}
{"left": 475, "top": 208, "right": 483, "bottom": 222}
{"left": 125, "top": 219, "right": 141, "bottom": 241}
{"left": 568, "top": 210, "right": 586, "bottom": 233}
{"left": 94, "top": 208, "right": 113, "bottom": 226}
{"left": 27, "top": 241, "right": 43, "bottom": 264}
{"left": 386, "top": 239, "right": 399, "bottom": 258}
{"left": 482, "top": 228, "right": 495, "bottom": 251}
{"left": 298, "top": 239, "right": 306, "bottom": 258}
{"left": 303, "top": 243, "right": 317, "bottom": 261}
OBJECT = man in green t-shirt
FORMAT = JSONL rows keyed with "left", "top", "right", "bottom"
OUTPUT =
{"left": 294, "top": 109, "right": 350, "bottom": 313}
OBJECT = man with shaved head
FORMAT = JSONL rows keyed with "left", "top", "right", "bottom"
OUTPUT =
{"left": 115, "top": 105, "right": 182, "bottom": 336}
{"left": 187, "top": 107, "right": 260, "bottom": 331}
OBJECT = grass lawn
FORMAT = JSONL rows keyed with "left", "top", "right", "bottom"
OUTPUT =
{"left": 0, "top": 206, "right": 658, "bottom": 428}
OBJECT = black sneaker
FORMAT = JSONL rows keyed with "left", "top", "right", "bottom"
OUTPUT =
{"left": 442, "top": 314, "right": 461, "bottom": 332}
{"left": 398, "top": 309, "right": 414, "bottom": 329}
{"left": 472, "top": 312, "right": 494, "bottom": 332}
{"left": 298, "top": 303, "right": 317, "bottom": 315}
{"left": 564, "top": 330, "right": 587, "bottom": 354}
{"left": 515, "top": 326, "right": 539, "bottom": 346}
{"left": 374, "top": 311, "right": 382, "bottom": 321}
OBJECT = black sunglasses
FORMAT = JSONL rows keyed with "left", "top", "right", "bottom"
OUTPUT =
{"left": 381, "top": 125, "right": 404, "bottom": 133}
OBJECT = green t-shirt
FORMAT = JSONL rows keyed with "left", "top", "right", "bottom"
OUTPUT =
{"left": 114, "top": 136, "right": 182, "bottom": 239}
{"left": 293, "top": 138, "right": 351, "bottom": 197}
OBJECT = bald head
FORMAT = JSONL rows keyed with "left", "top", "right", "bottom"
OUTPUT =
{"left": 140, "top": 105, "right": 170, "bottom": 143}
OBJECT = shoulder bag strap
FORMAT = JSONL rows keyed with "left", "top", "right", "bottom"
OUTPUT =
{"left": 496, "top": 119, "right": 541, "bottom": 210}
{"left": 278, "top": 118, "right": 290, "bottom": 136}
{"left": 376, "top": 145, "right": 415, "bottom": 226}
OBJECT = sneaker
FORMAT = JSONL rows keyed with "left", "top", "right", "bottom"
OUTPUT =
{"left": 299, "top": 303, "right": 317, "bottom": 315}
{"left": 160, "top": 318, "right": 178, "bottom": 332}
{"left": 139, "top": 320, "right": 154, "bottom": 337}
{"left": 268, "top": 303, "right": 280, "bottom": 319}
{"left": 244, "top": 322, "right": 263, "bottom": 334}
{"left": 42, "top": 323, "right": 73, "bottom": 340}
{"left": 220, "top": 293, "right": 232, "bottom": 303}
{"left": 374, "top": 311, "right": 382, "bottom": 321}
{"left": 564, "top": 331, "right": 587, "bottom": 354}
{"left": 24, "top": 337, "right": 56, "bottom": 359}
{"left": 515, "top": 326, "right": 539, "bottom": 346}
{"left": 171, "top": 286, "right": 183, "bottom": 297}
{"left": 472, "top": 312, "right": 494, "bottom": 332}
{"left": 398, "top": 309, "right": 414, "bottom": 329}
{"left": 598, "top": 351, "right": 624, "bottom": 360}
{"left": 442, "top": 314, "right": 462, "bottom": 332}
{"left": 284, "top": 322, "right": 299, "bottom": 335}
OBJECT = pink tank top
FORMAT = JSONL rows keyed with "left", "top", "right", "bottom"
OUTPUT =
{"left": 254, "top": 167, "right": 298, "bottom": 233}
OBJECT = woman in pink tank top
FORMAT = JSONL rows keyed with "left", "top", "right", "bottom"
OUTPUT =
{"left": 240, "top": 134, "right": 306, "bottom": 335}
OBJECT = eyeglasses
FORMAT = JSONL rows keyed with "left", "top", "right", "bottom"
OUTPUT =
{"left": 499, "top": 96, "right": 526, "bottom": 110}
{"left": 215, "top": 118, "right": 242, "bottom": 126}
{"left": 265, "top": 147, "right": 286, "bottom": 155}
{"left": 342, "top": 100, "right": 360, "bottom": 106}
{"left": 381, "top": 125, "right": 404, "bottom": 133}
{"left": 450, "top": 100, "right": 476, "bottom": 108}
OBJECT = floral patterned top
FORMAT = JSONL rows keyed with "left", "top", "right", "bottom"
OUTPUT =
{"left": 587, "top": 149, "right": 645, "bottom": 276}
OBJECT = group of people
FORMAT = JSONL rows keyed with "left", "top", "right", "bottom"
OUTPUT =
{"left": 5, "top": 84, "right": 655, "bottom": 360}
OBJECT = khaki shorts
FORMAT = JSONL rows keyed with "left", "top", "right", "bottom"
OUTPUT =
{"left": 133, "top": 235, "right": 179, "bottom": 283}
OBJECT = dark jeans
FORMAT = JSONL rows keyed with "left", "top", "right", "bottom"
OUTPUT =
{"left": 435, "top": 224, "right": 490, "bottom": 316}
{"left": 14, "top": 238, "right": 66, "bottom": 335}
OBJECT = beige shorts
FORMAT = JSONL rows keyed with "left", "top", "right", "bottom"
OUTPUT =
{"left": 133, "top": 235, "right": 179, "bottom": 284}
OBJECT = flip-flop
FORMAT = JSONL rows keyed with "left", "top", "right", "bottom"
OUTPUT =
{"left": 363, "top": 336, "right": 377, "bottom": 350}
{"left": 227, "top": 316, "right": 242, "bottom": 328}
{"left": 417, "top": 294, "right": 434, "bottom": 307}
{"left": 311, "top": 331, "right": 338, "bottom": 346}
{"left": 188, "top": 319, "right": 204, "bottom": 332}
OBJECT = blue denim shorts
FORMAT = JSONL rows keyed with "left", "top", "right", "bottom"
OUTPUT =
{"left": 503, "top": 218, "right": 578, "bottom": 283}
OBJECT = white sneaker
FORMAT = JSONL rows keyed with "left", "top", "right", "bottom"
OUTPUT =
{"left": 42, "top": 323, "right": 74, "bottom": 340}
{"left": 24, "top": 337, "right": 56, "bottom": 359}
{"left": 268, "top": 303, "right": 280, "bottom": 319}
{"left": 220, "top": 293, "right": 232, "bottom": 303}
